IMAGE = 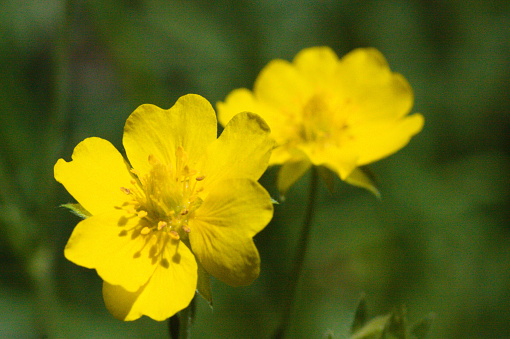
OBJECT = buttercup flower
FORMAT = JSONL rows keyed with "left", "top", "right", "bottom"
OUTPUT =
{"left": 218, "top": 47, "right": 424, "bottom": 194}
{"left": 55, "top": 94, "right": 274, "bottom": 321}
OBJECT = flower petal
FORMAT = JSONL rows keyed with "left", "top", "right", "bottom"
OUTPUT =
{"left": 336, "top": 48, "right": 414, "bottom": 123}
{"left": 102, "top": 236, "right": 197, "bottom": 321}
{"left": 217, "top": 89, "right": 291, "bottom": 146}
{"left": 54, "top": 137, "right": 133, "bottom": 215}
{"left": 254, "top": 59, "right": 313, "bottom": 114}
{"left": 350, "top": 113, "right": 425, "bottom": 165}
{"left": 200, "top": 112, "right": 274, "bottom": 186}
{"left": 64, "top": 210, "right": 160, "bottom": 292}
{"left": 123, "top": 94, "right": 217, "bottom": 176}
{"left": 189, "top": 178, "right": 273, "bottom": 287}
{"left": 298, "top": 143, "right": 359, "bottom": 180}
{"left": 293, "top": 46, "right": 339, "bottom": 88}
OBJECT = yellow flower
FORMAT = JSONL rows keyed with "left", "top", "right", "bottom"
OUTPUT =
{"left": 54, "top": 94, "right": 274, "bottom": 321}
{"left": 217, "top": 47, "right": 424, "bottom": 194}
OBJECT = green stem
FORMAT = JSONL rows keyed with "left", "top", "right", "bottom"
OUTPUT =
{"left": 168, "top": 297, "right": 196, "bottom": 339}
{"left": 274, "top": 167, "right": 319, "bottom": 338}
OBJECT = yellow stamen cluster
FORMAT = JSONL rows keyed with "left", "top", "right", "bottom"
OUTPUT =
{"left": 119, "top": 147, "right": 204, "bottom": 241}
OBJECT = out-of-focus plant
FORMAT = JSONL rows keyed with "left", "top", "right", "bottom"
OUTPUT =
{"left": 218, "top": 46, "right": 424, "bottom": 338}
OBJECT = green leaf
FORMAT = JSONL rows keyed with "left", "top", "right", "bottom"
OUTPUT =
{"left": 351, "top": 294, "right": 368, "bottom": 333}
{"left": 344, "top": 167, "right": 380, "bottom": 198}
{"left": 195, "top": 260, "right": 213, "bottom": 308}
{"left": 382, "top": 307, "right": 406, "bottom": 339}
{"left": 61, "top": 203, "right": 91, "bottom": 219}
{"left": 409, "top": 313, "right": 434, "bottom": 339}
{"left": 351, "top": 314, "right": 391, "bottom": 339}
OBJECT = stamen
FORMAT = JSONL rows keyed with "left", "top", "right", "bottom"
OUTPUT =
{"left": 195, "top": 175, "right": 205, "bottom": 181}
{"left": 137, "top": 210, "right": 148, "bottom": 218}
{"left": 148, "top": 154, "right": 160, "bottom": 165}
{"left": 158, "top": 221, "right": 167, "bottom": 230}
{"left": 169, "top": 230, "right": 180, "bottom": 240}
{"left": 120, "top": 187, "right": 131, "bottom": 195}
{"left": 180, "top": 209, "right": 189, "bottom": 216}
{"left": 140, "top": 226, "right": 151, "bottom": 235}
{"left": 182, "top": 225, "right": 191, "bottom": 233}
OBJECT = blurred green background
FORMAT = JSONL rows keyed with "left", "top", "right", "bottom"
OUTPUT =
{"left": 1, "top": 0, "right": 509, "bottom": 337}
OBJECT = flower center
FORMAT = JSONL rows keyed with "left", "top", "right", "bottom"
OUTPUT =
{"left": 296, "top": 94, "right": 350, "bottom": 147}
{"left": 119, "top": 146, "right": 204, "bottom": 240}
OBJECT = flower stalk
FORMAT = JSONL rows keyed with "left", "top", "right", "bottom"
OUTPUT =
{"left": 274, "top": 167, "right": 319, "bottom": 338}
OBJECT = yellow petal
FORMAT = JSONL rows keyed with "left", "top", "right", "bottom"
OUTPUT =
{"left": 102, "top": 235, "right": 197, "bottom": 321}
{"left": 217, "top": 89, "right": 291, "bottom": 146}
{"left": 254, "top": 59, "right": 313, "bottom": 113}
{"left": 277, "top": 159, "right": 311, "bottom": 195}
{"left": 293, "top": 46, "right": 339, "bottom": 88}
{"left": 54, "top": 137, "right": 133, "bottom": 215}
{"left": 190, "top": 178, "right": 273, "bottom": 287}
{"left": 336, "top": 48, "right": 414, "bottom": 123}
{"left": 269, "top": 145, "right": 294, "bottom": 166}
{"left": 216, "top": 88, "right": 256, "bottom": 127}
{"left": 351, "top": 113, "right": 425, "bottom": 166}
{"left": 64, "top": 210, "right": 159, "bottom": 292}
{"left": 200, "top": 112, "right": 274, "bottom": 186}
{"left": 123, "top": 94, "right": 217, "bottom": 176}
{"left": 298, "top": 143, "right": 359, "bottom": 180}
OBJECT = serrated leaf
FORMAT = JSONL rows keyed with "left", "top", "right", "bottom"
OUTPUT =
{"left": 409, "top": 313, "right": 434, "bottom": 339}
{"left": 61, "top": 203, "right": 91, "bottom": 219}
{"left": 344, "top": 167, "right": 380, "bottom": 198}
{"left": 195, "top": 260, "right": 213, "bottom": 308}
{"left": 351, "top": 294, "right": 368, "bottom": 333}
{"left": 317, "top": 165, "right": 337, "bottom": 194}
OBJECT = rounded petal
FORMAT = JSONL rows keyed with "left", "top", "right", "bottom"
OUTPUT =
{"left": 102, "top": 237, "right": 197, "bottom": 321}
{"left": 189, "top": 178, "right": 273, "bottom": 287}
{"left": 199, "top": 112, "right": 274, "bottom": 186}
{"left": 54, "top": 137, "right": 133, "bottom": 215}
{"left": 217, "top": 88, "right": 293, "bottom": 146}
{"left": 123, "top": 94, "right": 217, "bottom": 176}
{"left": 216, "top": 88, "right": 256, "bottom": 127}
{"left": 351, "top": 113, "right": 425, "bottom": 165}
{"left": 293, "top": 46, "right": 339, "bottom": 88}
{"left": 254, "top": 59, "right": 313, "bottom": 113}
{"left": 298, "top": 143, "right": 359, "bottom": 180}
{"left": 64, "top": 210, "right": 159, "bottom": 292}
{"left": 336, "top": 48, "right": 414, "bottom": 123}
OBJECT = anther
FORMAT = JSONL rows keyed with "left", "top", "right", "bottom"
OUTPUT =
{"left": 169, "top": 230, "right": 180, "bottom": 240}
{"left": 158, "top": 221, "right": 167, "bottom": 230}
{"left": 120, "top": 187, "right": 131, "bottom": 194}
{"left": 180, "top": 209, "right": 189, "bottom": 216}
{"left": 195, "top": 175, "right": 205, "bottom": 181}
{"left": 137, "top": 210, "right": 148, "bottom": 218}
{"left": 140, "top": 226, "right": 151, "bottom": 235}
{"left": 182, "top": 225, "right": 191, "bottom": 233}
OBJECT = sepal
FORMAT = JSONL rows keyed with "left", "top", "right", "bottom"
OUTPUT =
{"left": 61, "top": 203, "right": 92, "bottom": 219}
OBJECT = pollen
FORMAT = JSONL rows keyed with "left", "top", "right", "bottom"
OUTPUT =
{"left": 169, "top": 230, "right": 180, "bottom": 240}
{"left": 158, "top": 221, "right": 167, "bottom": 230}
